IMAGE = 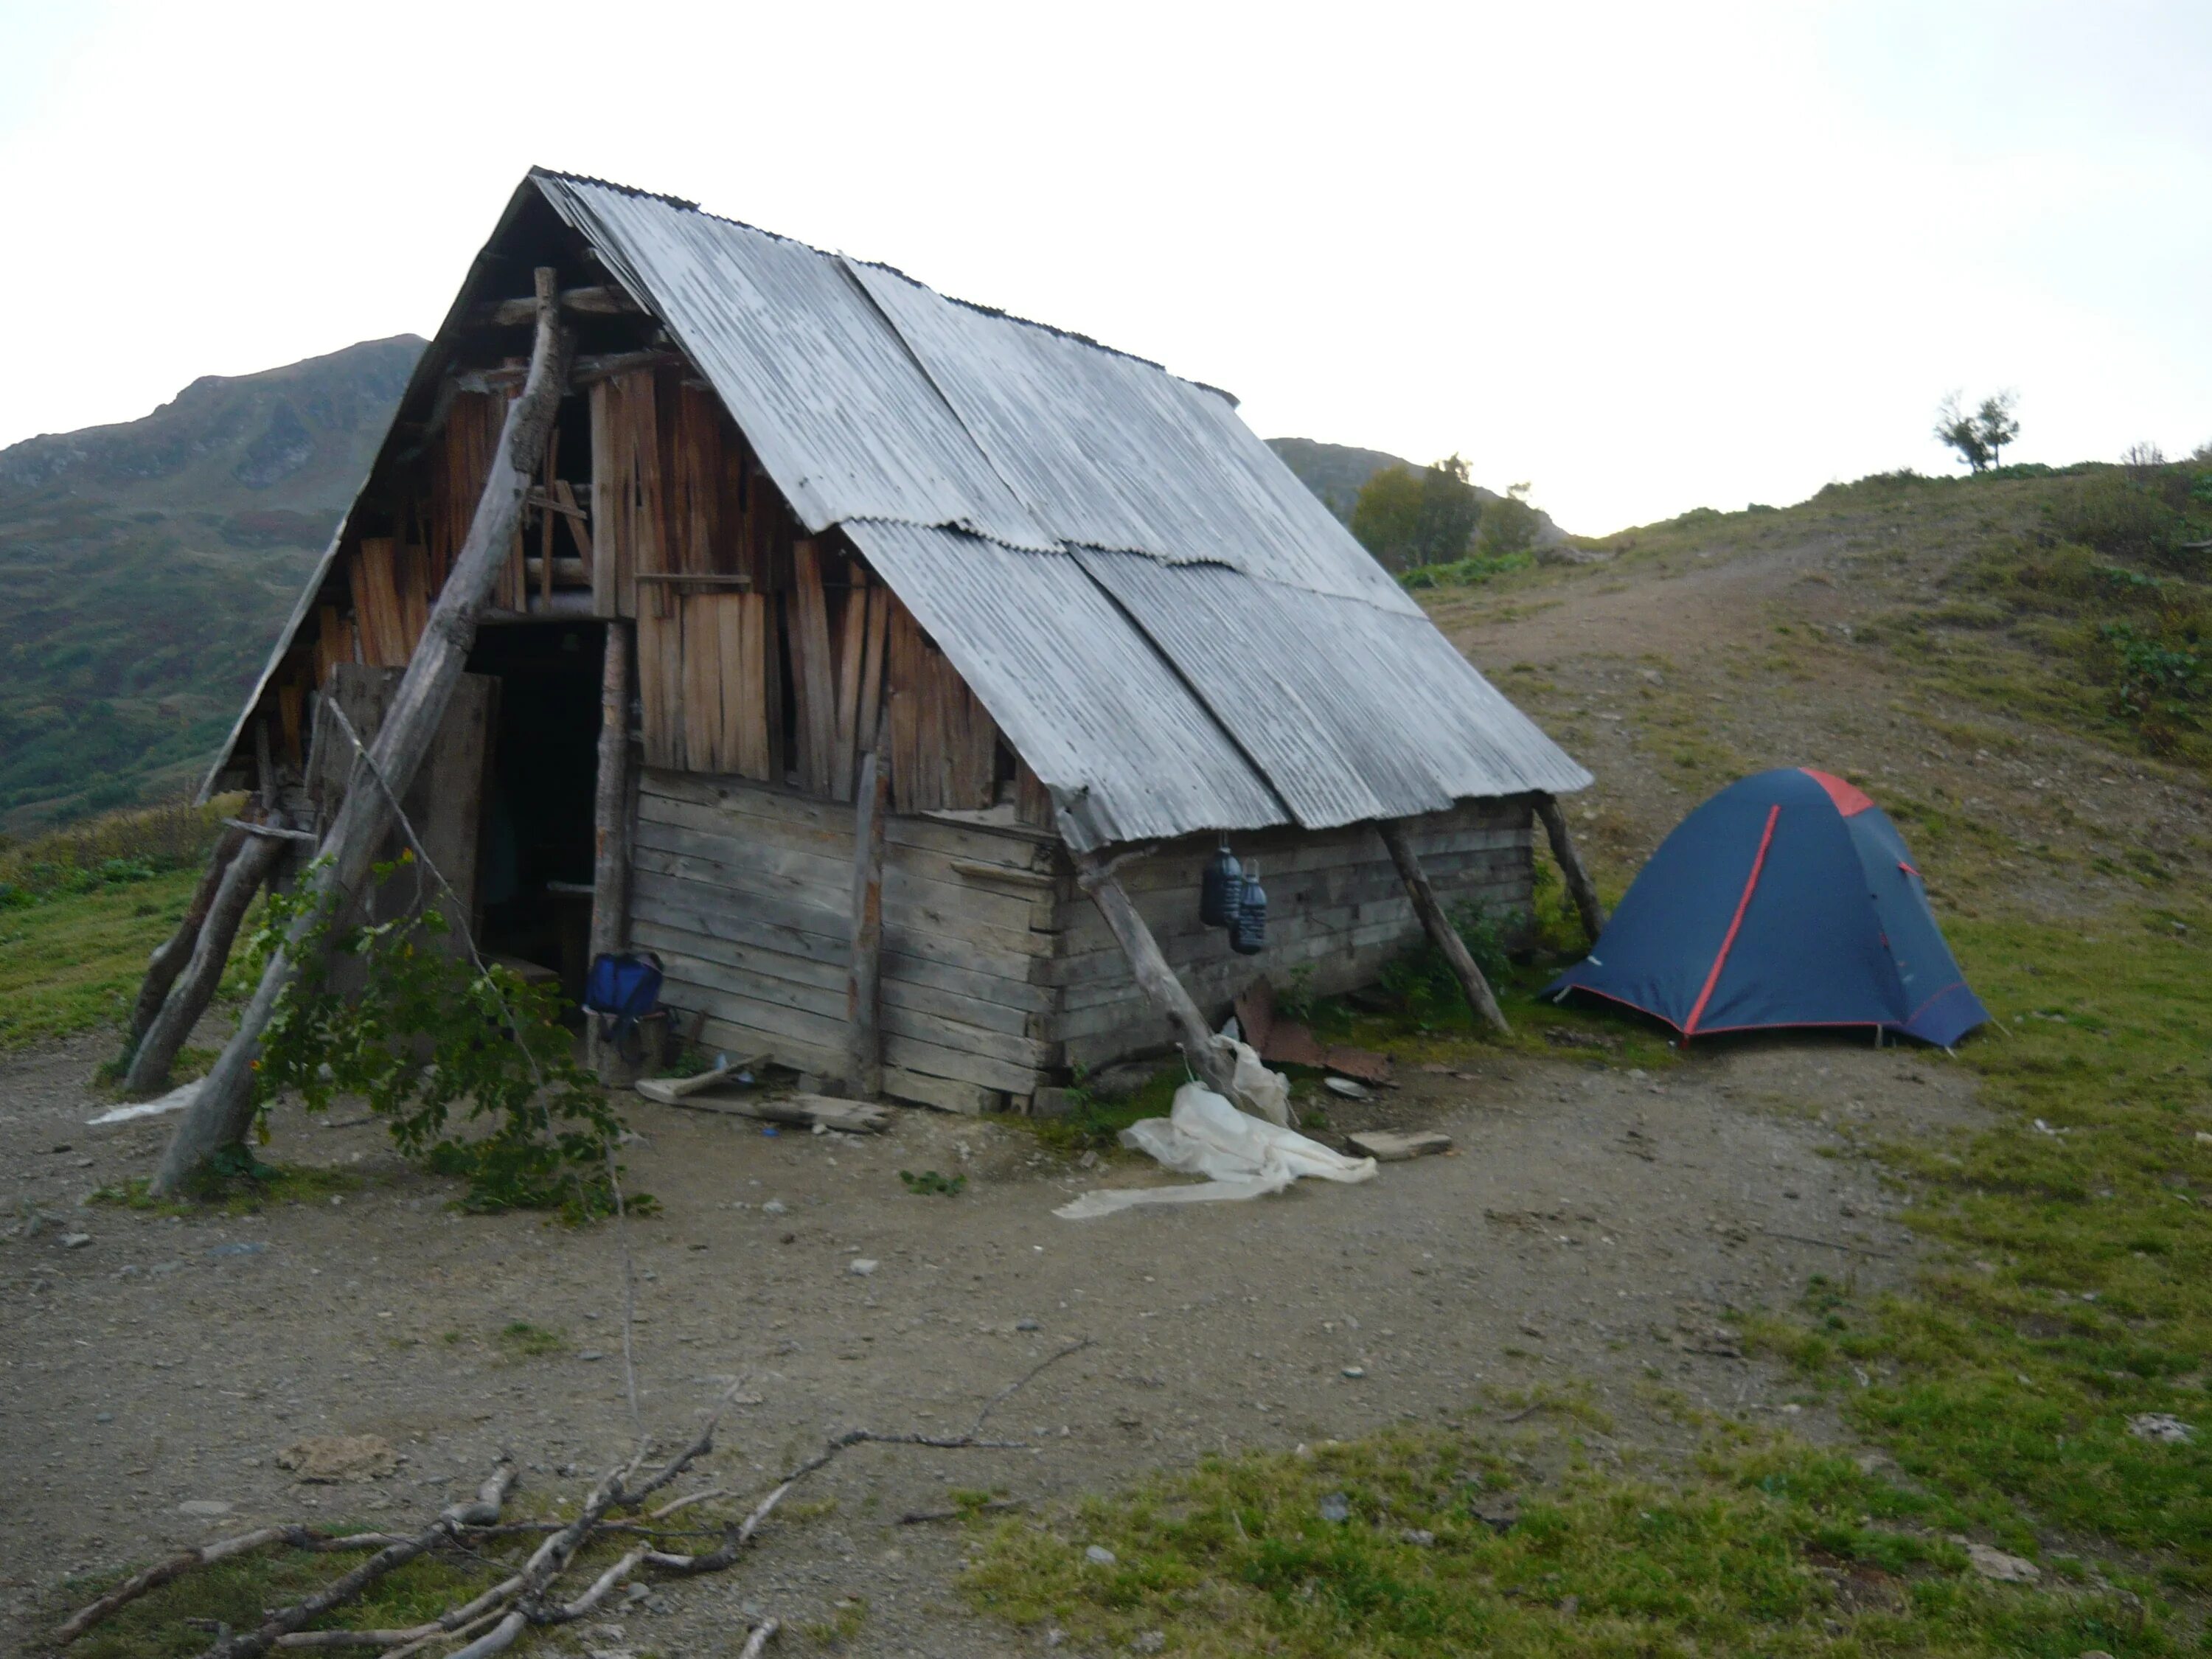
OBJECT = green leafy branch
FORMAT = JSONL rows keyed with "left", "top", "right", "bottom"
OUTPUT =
{"left": 243, "top": 851, "right": 646, "bottom": 1221}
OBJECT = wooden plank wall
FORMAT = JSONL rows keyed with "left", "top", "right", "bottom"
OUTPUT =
{"left": 1043, "top": 800, "right": 1535, "bottom": 1071}
{"left": 628, "top": 770, "right": 1059, "bottom": 1113}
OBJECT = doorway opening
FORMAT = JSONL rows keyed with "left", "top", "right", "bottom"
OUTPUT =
{"left": 466, "top": 622, "right": 605, "bottom": 1009}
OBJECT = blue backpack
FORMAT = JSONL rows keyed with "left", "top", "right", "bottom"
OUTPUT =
{"left": 583, "top": 952, "right": 663, "bottom": 1051}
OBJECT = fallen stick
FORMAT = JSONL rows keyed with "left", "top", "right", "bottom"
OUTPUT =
{"left": 650, "top": 1090, "right": 890, "bottom": 1133}
{"left": 739, "top": 1618, "right": 781, "bottom": 1658}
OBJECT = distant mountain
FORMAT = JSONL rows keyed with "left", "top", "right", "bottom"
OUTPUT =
{"left": 0, "top": 336, "right": 423, "bottom": 827}
{"left": 1267, "top": 437, "right": 1571, "bottom": 546}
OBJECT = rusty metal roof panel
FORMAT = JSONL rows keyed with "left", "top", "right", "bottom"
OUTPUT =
{"left": 840, "top": 521, "right": 1288, "bottom": 851}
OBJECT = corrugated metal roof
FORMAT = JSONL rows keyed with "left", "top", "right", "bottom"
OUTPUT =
{"left": 843, "top": 521, "right": 1287, "bottom": 850}
{"left": 209, "top": 169, "right": 1588, "bottom": 831}
{"left": 535, "top": 170, "right": 1589, "bottom": 834}
{"left": 1077, "top": 552, "right": 1593, "bottom": 814}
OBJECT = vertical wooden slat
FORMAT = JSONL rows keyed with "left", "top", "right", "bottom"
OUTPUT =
{"left": 788, "top": 540, "right": 838, "bottom": 796}
{"left": 680, "top": 594, "right": 719, "bottom": 773}
{"left": 856, "top": 582, "right": 889, "bottom": 762}
{"left": 830, "top": 568, "right": 867, "bottom": 801}
{"left": 635, "top": 602, "right": 672, "bottom": 770}
{"left": 588, "top": 379, "right": 618, "bottom": 617}
{"left": 763, "top": 591, "right": 787, "bottom": 784}
{"left": 397, "top": 540, "right": 431, "bottom": 658}
{"left": 354, "top": 539, "right": 407, "bottom": 668}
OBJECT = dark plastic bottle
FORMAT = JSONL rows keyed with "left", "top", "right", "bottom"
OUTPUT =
{"left": 1229, "top": 860, "right": 1267, "bottom": 956}
{"left": 1200, "top": 842, "right": 1242, "bottom": 928}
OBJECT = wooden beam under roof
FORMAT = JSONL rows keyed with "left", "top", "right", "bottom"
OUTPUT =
{"left": 469, "top": 285, "right": 643, "bottom": 327}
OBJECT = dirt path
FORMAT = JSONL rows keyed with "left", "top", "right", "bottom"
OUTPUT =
{"left": 1, "top": 1025, "right": 1974, "bottom": 1656}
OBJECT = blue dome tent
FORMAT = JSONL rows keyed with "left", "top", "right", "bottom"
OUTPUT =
{"left": 1545, "top": 768, "right": 1987, "bottom": 1047}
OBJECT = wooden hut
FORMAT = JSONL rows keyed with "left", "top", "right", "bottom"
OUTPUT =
{"left": 201, "top": 170, "right": 1591, "bottom": 1113}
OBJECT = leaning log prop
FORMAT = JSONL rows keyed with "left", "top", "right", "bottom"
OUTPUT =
{"left": 1060, "top": 821, "right": 1242, "bottom": 1102}
{"left": 1380, "top": 819, "right": 1512, "bottom": 1036}
{"left": 126, "top": 821, "right": 248, "bottom": 1051}
{"left": 1533, "top": 791, "right": 1607, "bottom": 945}
{"left": 122, "top": 828, "right": 285, "bottom": 1094}
{"left": 153, "top": 268, "right": 572, "bottom": 1196}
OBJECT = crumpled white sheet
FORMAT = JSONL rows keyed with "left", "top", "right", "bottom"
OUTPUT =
{"left": 1054, "top": 1082, "right": 1377, "bottom": 1219}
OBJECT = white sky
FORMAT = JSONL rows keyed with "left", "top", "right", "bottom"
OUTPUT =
{"left": 2, "top": 0, "right": 2208, "bottom": 534}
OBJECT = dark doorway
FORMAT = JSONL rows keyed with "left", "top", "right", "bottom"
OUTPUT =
{"left": 466, "top": 622, "right": 604, "bottom": 1007}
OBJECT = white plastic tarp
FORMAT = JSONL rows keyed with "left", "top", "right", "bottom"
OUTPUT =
{"left": 1054, "top": 1083, "right": 1377, "bottom": 1220}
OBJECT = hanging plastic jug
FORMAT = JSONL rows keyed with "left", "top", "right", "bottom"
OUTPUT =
{"left": 1200, "top": 841, "right": 1243, "bottom": 928}
{"left": 1230, "top": 860, "right": 1267, "bottom": 956}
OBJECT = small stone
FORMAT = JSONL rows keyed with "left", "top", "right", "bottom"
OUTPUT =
{"left": 1346, "top": 1130, "right": 1451, "bottom": 1162}
{"left": 2196, "top": 1132, "right": 2212, "bottom": 1147}
{"left": 579, "top": 1350, "right": 605, "bottom": 1361}
{"left": 2128, "top": 1412, "right": 2194, "bottom": 1444}
{"left": 94, "top": 1412, "right": 114, "bottom": 1424}
{"left": 1342, "top": 1366, "right": 1366, "bottom": 1379}
{"left": 1130, "top": 1632, "right": 1165, "bottom": 1655}
{"left": 849, "top": 1258, "right": 878, "bottom": 1276}
{"left": 1016, "top": 1318, "right": 1041, "bottom": 1331}
{"left": 208, "top": 1241, "right": 268, "bottom": 1257}
{"left": 60, "top": 1234, "right": 92, "bottom": 1249}
{"left": 1965, "top": 1541, "right": 2039, "bottom": 1583}
{"left": 625, "top": 1582, "right": 650, "bottom": 1604}
{"left": 1085, "top": 1545, "right": 1116, "bottom": 1566}
{"left": 1323, "top": 1077, "right": 1370, "bottom": 1099}
{"left": 1043, "top": 1628, "right": 1066, "bottom": 1648}
{"left": 1400, "top": 1527, "right": 1436, "bottom": 1547}
{"left": 1031, "top": 1086, "right": 1081, "bottom": 1119}
{"left": 1318, "top": 1492, "right": 1352, "bottom": 1523}
{"left": 178, "top": 1500, "right": 232, "bottom": 1517}
{"left": 761, "top": 1199, "right": 788, "bottom": 1216}
{"left": 1469, "top": 1493, "right": 1520, "bottom": 1531}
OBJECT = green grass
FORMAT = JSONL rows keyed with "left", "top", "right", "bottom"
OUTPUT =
{"left": 495, "top": 1320, "right": 568, "bottom": 1360}
{"left": 964, "top": 1420, "right": 2177, "bottom": 1656}
{"left": 1745, "top": 902, "right": 2212, "bottom": 1590}
{"left": 0, "top": 866, "right": 204, "bottom": 1050}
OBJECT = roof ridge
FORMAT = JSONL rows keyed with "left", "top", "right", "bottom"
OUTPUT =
{"left": 532, "top": 167, "right": 1239, "bottom": 406}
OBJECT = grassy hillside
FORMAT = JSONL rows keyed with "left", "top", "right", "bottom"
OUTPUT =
{"left": 1267, "top": 435, "right": 1571, "bottom": 544}
{"left": 0, "top": 336, "right": 422, "bottom": 829}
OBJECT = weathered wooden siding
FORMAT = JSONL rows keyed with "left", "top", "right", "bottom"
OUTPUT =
{"left": 627, "top": 769, "right": 1060, "bottom": 1113}
{"left": 1043, "top": 799, "right": 1534, "bottom": 1071}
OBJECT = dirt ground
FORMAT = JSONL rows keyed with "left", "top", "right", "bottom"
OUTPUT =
{"left": 1, "top": 1022, "right": 1979, "bottom": 1657}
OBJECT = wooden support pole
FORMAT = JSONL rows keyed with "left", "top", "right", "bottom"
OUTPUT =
{"left": 122, "top": 832, "right": 285, "bottom": 1095}
{"left": 587, "top": 622, "right": 636, "bottom": 1081}
{"left": 1062, "top": 827, "right": 1240, "bottom": 1101}
{"left": 153, "top": 268, "right": 572, "bottom": 1195}
{"left": 1380, "top": 820, "right": 1512, "bottom": 1037}
{"left": 1533, "top": 793, "right": 1607, "bottom": 945}
{"left": 126, "top": 823, "right": 248, "bottom": 1048}
{"left": 845, "top": 735, "right": 889, "bottom": 1098}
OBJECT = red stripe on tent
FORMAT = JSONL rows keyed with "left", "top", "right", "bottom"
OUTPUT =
{"left": 1684, "top": 803, "right": 1780, "bottom": 1038}
{"left": 1801, "top": 768, "right": 1876, "bottom": 816}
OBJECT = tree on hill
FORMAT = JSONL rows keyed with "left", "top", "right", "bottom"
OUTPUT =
{"left": 1935, "top": 389, "right": 2020, "bottom": 473}
{"left": 1351, "top": 453, "right": 1483, "bottom": 568}
{"left": 1477, "top": 482, "right": 1541, "bottom": 558}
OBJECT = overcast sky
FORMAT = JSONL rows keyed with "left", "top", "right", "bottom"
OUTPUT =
{"left": 3, "top": 1, "right": 2207, "bottom": 534}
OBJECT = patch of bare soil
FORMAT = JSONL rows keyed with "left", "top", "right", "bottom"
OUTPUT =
{"left": 1, "top": 1026, "right": 1978, "bottom": 1656}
